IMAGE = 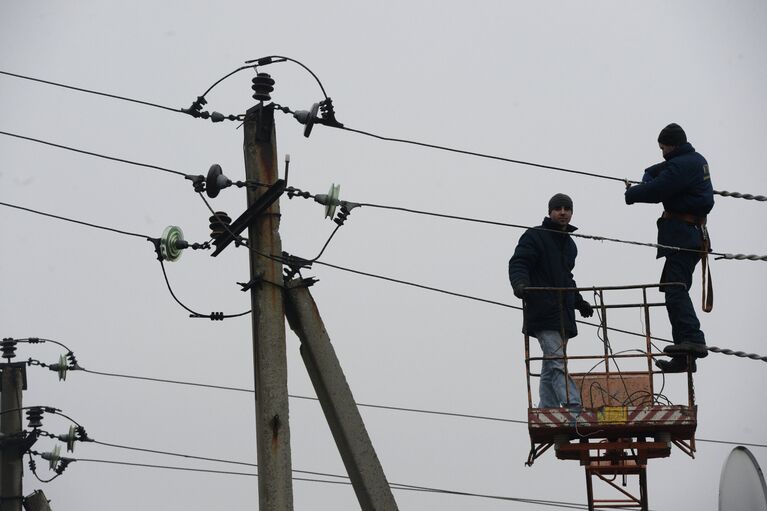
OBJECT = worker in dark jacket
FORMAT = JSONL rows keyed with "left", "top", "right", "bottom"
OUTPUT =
{"left": 509, "top": 194, "right": 593, "bottom": 408}
{"left": 625, "top": 123, "right": 714, "bottom": 373}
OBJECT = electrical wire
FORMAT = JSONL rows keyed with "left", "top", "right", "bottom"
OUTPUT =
{"left": 158, "top": 258, "right": 251, "bottom": 320}
{"left": 355, "top": 201, "right": 748, "bottom": 259}
{"left": 287, "top": 185, "right": 766, "bottom": 261}
{"left": 2, "top": 124, "right": 762, "bottom": 260}
{"left": 0, "top": 70, "right": 184, "bottom": 114}
{"left": 68, "top": 367, "right": 766, "bottom": 448}
{"left": 3, "top": 68, "right": 763, "bottom": 204}
{"left": 245, "top": 55, "right": 329, "bottom": 100}
{"left": 29, "top": 452, "right": 589, "bottom": 509}
{"left": 0, "top": 200, "right": 149, "bottom": 239}
{"left": 0, "top": 201, "right": 250, "bottom": 321}
{"left": 3, "top": 192, "right": 765, "bottom": 358}
{"left": 334, "top": 125, "right": 766, "bottom": 203}
{"left": 0, "top": 130, "right": 188, "bottom": 178}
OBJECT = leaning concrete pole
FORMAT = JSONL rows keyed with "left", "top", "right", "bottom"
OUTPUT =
{"left": 284, "top": 278, "right": 398, "bottom": 511}
{"left": 244, "top": 101, "right": 293, "bottom": 511}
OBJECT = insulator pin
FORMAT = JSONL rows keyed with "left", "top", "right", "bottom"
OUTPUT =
{"left": 251, "top": 73, "right": 275, "bottom": 102}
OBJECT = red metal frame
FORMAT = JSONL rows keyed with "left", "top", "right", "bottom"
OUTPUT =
{"left": 522, "top": 284, "right": 697, "bottom": 511}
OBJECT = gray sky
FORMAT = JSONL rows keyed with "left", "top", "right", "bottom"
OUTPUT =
{"left": 1, "top": 1, "right": 766, "bottom": 509}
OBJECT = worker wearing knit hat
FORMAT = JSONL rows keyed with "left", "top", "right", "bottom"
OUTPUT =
{"left": 657, "top": 123, "right": 687, "bottom": 147}
{"left": 548, "top": 193, "right": 573, "bottom": 213}
{"left": 508, "top": 193, "right": 593, "bottom": 408}
{"left": 625, "top": 124, "right": 714, "bottom": 374}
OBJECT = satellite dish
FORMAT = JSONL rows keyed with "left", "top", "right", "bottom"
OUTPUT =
{"left": 719, "top": 446, "right": 767, "bottom": 511}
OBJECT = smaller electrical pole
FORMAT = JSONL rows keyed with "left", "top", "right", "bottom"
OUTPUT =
{"left": 0, "top": 339, "right": 27, "bottom": 511}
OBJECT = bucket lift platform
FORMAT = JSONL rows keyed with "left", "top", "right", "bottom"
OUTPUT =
{"left": 522, "top": 284, "right": 698, "bottom": 511}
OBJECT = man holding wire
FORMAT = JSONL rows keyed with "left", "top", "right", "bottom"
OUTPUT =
{"left": 625, "top": 123, "right": 714, "bottom": 373}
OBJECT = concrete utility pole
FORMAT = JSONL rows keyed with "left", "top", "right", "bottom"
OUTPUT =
{"left": 244, "top": 102, "right": 294, "bottom": 511}
{"left": 0, "top": 362, "right": 26, "bottom": 511}
{"left": 285, "top": 279, "right": 399, "bottom": 511}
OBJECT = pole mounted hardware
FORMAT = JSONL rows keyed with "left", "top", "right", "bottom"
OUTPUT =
{"left": 56, "top": 426, "right": 77, "bottom": 453}
{"left": 150, "top": 226, "right": 211, "bottom": 262}
{"left": 205, "top": 164, "right": 232, "bottom": 198}
{"left": 159, "top": 226, "right": 186, "bottom": 262}
{"left": 311, "top": 184, "right": 361, "bottom": 223}
{"left": 47, "top": 355, "right": 68, "bottom": 381}
{"left": 252, "top": 73, "right": 275, "bottom": 102}
{"left": 25, "top": 409, "right": 43, "bottom": 430}
{"left": 314, "top": 184, "right": 341, "bottom": 219}
{"left": 41, "top": 446, "right": 61, "bottom": 471}
{"left": 294, "top": 102, "right": 320, "bottom": 138}
{"left": 211, "top": 178, "right": 287, "bottom": 257}
{"left": 292, "top": 98, "right": 343, "bottom": 138}
{"left": 2, "top": 337, "right": 17, "bottom": 361}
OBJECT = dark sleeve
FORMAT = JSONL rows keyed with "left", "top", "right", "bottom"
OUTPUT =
{"left": 642, "top": 162, "right": 664, "bottom": 183}
{"left": 625, "top": 161, "right": 698, "bottom": 205}
{"left": 568, "top": 242, "right": 585, "bottom": 304}
{"left": 508, "top": 231, "right": 537, "bottom": 289}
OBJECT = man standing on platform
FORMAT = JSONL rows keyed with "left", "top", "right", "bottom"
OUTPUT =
{"left": 625, "top": 123, "right": 714, "bottom": 373}
{"left": 509, "top": 193, "right": 593, "bottom": 408}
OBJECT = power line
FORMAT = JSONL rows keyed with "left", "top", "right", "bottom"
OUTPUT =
{"left": 71, "top": 367, "right": 765, "bottom": 448}
{"left": 333, "top": 124, "right": 766, "bottom": 203}
{"left": 0, "top": 201, "right": 253, "bottom": 320}
{"left": 3, "top": 69, "right": 764, "bottom": 204}
{"left": 0, "top": 70, "right": 184, "bottom": 114}
{"left": 33, "top": 452, "right": 589, "bottom": 509}
{"left": 3, "top": 127, "right": 764, "bottom": 260}
{"left": 288, "top": 185, "right": 767, "bottom": 261}
{"left": 4, "top": 198, "right": 767, "bottom": 361}
{"left": 0, "top": 200, "right": 149, "bottom": 239}
{"left": 0, "top": 130, "right": 188, "bottom": 178}
{"left": 354, "top": 200, "right": 735, "bottom": 260}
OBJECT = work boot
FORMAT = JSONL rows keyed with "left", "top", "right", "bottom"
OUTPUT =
{"left": 664, "top": 341, "right": 709, "bottom": 358}
{"left": 655, "top": 356, "right": 696, "bottom": 373}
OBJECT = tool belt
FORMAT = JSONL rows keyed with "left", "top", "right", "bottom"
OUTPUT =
{"left": 661, "top": 211, "right": 713, "bottom": 313}
{"left": 661, "top": 210, "right": 707, "bottom": 226}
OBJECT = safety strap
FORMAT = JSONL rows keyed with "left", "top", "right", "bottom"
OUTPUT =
{"left": 701, "top": 225, "right": 713, "bottom": 313}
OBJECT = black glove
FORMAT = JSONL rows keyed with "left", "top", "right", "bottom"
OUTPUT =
{"left": 513, "top": 282, "right": 528, "bottom": 299}
{"left": 576, "top": 300, "right": 594, "bottom": 318}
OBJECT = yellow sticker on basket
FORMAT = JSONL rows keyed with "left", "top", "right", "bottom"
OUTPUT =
{"left": 598, "top": 406, "right": 628, "bottom": 424}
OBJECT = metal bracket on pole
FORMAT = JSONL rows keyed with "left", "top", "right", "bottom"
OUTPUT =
{"left": 210, "top": 178, "right": 286, "bottom": 257}
{"left": 284, "top": 278, "right": 399, "bottom": 511}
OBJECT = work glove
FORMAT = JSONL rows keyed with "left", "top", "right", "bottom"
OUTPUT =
{"left": 576, "top": 299, "right": 594, "bottom": 318}
{"left": 512, "top": 282, "right": 529, "bottom": 299}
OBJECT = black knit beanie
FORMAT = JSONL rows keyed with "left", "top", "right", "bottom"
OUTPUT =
{"left": 548, "top": 193, "right": 573, "bottom": 213}
{"left": 658, "top": 123, "right": 687, "bottom": 146}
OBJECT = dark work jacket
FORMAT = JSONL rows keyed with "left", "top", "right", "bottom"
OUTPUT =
{"left": 625, "top": 143, "right": 714, "bottom": 258}
{"left": 508, "top": 217, "right": 584, "bottom": 338}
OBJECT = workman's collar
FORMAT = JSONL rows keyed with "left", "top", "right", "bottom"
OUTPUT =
{"left": 663, "top": 142, "right": 695, "bottom": 161}
{"left": 541, "top": 216, "right": 578, "bottom": 233}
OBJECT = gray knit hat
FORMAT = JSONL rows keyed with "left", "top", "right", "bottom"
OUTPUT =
{"left": 658, "top": 123, "right": 687, "bottom": 146}
{"left": 548, "top": 193, "right": 573, "bottom": 212}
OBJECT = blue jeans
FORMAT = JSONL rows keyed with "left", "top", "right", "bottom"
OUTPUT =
{"left": 661, "top": 252, "right": 705, "bottom": 345}
{"left": 534, "top": 330, "right": 581, "bottom": 408}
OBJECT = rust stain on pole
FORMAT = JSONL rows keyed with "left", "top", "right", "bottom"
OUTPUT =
{"left": 244, "top": 103, "right": 294, "bottom": 511}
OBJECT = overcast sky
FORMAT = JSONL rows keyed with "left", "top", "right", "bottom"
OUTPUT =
{"left": 1, "top": 1, "right": 766, "bottom": 510}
